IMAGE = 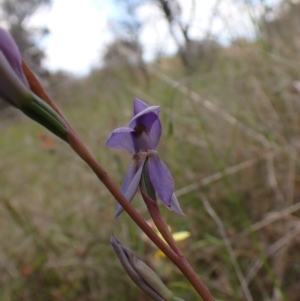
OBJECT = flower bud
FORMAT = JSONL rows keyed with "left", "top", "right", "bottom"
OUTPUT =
{"left": 0, "top": 27, "right": 29, "bottom": 107}
{"left": 0, "top": 27, "right": 67, "bottom": 141}
{"left": 0, "top": 49, "right": 30, "bottom": 107}
{"left": 110, "top": 235, "right": 185, "bottom": 301}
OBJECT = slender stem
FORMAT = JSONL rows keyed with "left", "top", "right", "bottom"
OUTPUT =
{"left": 21, "top": 64, "right": 215, "bottom": 300}
{"left": 177, "top": 257, "right": 214, "bottom": 301}
{"left": 67, "top": 129, "right": 215, "bottom": 301}
{"left": 22, "top": 61, "right": 62, "bottom": 116}
{"left": 142, "top": 191, "right": 215, "bottom": 301}
{"left": 141, "top": 191, "right": 182, "bottom": 255}
{"left": 22, "top": 65, "right": 179, "bottom": 272}
{"left": 67, "top": 128, "right": 177, "bottom": 259}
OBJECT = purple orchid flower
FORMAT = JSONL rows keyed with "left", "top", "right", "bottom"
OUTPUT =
{"left": 106, "top": 98, "right": 183, "bottom": 217}
{"left": 0, "top": 27, "right": 29, "bottom": 108}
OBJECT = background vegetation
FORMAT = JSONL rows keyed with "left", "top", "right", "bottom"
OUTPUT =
{"left": 1, "top": 0, "right": 300, "bottom": 300}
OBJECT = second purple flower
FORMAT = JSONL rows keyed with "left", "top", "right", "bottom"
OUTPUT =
{"left": 106, "top": 98, "right": 183, "bottom": 217}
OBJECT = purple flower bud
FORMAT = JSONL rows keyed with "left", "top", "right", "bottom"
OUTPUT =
{"left": 106, "top": 98, "right": 183, "bottom": 217}
{"left": 110, "top": 235, "right": 176, "bottom": 301}
{"left": 0, "top": 27, "right": 29, "bottom": 107}
{"left": 0, "top": 27, "right": 67, "bottom": 141}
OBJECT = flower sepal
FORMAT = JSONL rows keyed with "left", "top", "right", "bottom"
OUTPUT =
{"left": 20, "top": 93, "right": 68, "bottom": 141}
{"left": 0, "top": 50, "right": 29, "bottom": 108}
{"left": 140, "top": 158, "right": 157, "bottom": 202}
{"left": 107, "top": 98, "right": 184, "bottom": 216}
{"left": 0, "top": 27, "right": 67, "bottom": 141}
{"left": 110, "top": 235, "right": 186, "bottom": 301}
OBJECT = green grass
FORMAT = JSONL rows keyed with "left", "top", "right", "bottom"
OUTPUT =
{"left": 1, "top": 34, "right": 300, "bottom": 300}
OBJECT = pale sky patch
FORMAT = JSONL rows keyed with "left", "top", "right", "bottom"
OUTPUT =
{"left": 30, "top": 0, "right": 113, "bottom": 75}
{"left": 136, "top": 0, "right": 269, "bottom": 61}
{"left": 136, "top": 2, "right": 177, "bottom": 61}
{"left": 27, "top": 0, "right": 282, "bottom": 75}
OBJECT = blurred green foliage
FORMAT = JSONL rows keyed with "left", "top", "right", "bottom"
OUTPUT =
{"left": 1, "top": 1, "right": 300, "bottom": 300}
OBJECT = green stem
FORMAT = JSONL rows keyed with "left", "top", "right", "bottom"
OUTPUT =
{"left": 20, "top": 94, "right": 67, "bottom": 141}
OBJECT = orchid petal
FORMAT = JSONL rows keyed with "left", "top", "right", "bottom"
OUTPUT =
{"left": 115, "top": 155, "right": 146, "bottom": 217}
{"left": 0, "top": 51, "right": 29, "bottom": 107}
{"left": 133, "top": 98, "right": 149, "bottom": 115}
{"left": 148, "top": 151, "right": 174, "bottom": 207}
{"left": 148, "top": 119, "right": 162, "bottom": 149}
{"left": 106, "top": 127, "right": 136, "bottom": 154}
{"left": 129, "top": 106, "right": 161, "bottom": 132}
{"left": 0, "top": 28, "right": 28, "bottom": 86}
{"left": 169, "top": 193, "right": 184, "bottom": 215}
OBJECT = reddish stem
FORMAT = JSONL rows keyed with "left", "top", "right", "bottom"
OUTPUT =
{"left": 142, "top": 191, "right": 215, "bottom": 300}
{"left": 141, "top": 191, "right": 181, "bottom": 254}
{"left": 67, "top": 129, "right": 215, "bottom": 301}
{"left": 67, "top": 128, "right": 178, "bottom": 259}
{"left": 22, "top": 62, "right": 215, "bottom": 300}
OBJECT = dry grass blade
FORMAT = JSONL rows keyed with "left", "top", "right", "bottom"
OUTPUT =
{"left": 266, "top": 152, "right": 285, "bottom": 203}
{"left": 176, "top": 152, "right": 274, "bottom": 197}
{"left": 245, "top": 224, "right": 300, "bottom": 285}
{"left": 247, "top": 202, "right": 300, "bottom": 234}
{"left": 148, "top": 67, "right": 299, "bottom": 163}
{"left": 202, "top": 196, "right": 254, "bottom": 301}
{"left": 252, "top": 48, "right": 300, "bottom": 69}
{"left": 286, "top": 153, "right": 296, "bottom": 206}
